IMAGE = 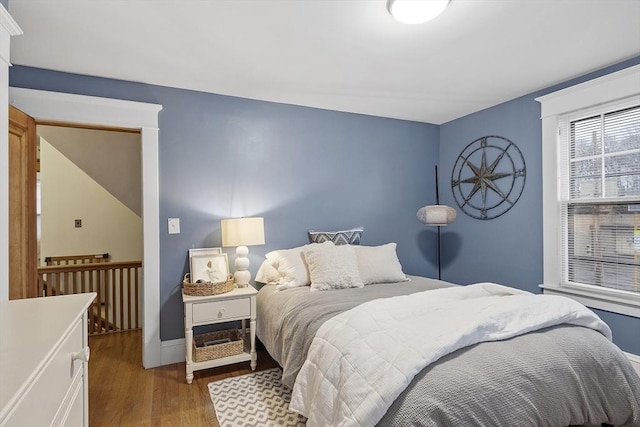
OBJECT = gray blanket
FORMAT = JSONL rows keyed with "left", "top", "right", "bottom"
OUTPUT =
{"left": 257, "top": 276, "right": 640, "bottom": 426}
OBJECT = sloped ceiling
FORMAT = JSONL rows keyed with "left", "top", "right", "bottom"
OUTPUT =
{"left": 8, "top": 0, "right": 640, "bottom": 124}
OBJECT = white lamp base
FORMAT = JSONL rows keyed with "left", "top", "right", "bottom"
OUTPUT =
{"left": 233, "top": 245, "right": 251, "bottom": 288}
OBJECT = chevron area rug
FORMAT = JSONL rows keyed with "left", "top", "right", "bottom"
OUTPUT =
{"left": 208, "top": 368, "right": 306, "bottom": 427}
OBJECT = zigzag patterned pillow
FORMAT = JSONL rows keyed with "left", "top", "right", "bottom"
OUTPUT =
{"left": 308, "top": 227, "right": 363, "bottom": 245}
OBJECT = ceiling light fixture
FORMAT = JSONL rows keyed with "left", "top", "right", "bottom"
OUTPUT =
{"left": 387, "top": 0, "right": 450, "bottom": 25}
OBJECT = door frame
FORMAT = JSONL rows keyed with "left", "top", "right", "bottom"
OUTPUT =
{"left": 0, "top": 4, "right": 23, "bottom": 299}
{"left": 9, "top": 87, "right": 163, "bottom": 369}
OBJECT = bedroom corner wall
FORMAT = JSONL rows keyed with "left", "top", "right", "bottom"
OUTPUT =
{"left": 439, "top": 56, "right": 640, "bottom": 355}
{"left": 9, "top": 65, "right": 440, "bottom": 340}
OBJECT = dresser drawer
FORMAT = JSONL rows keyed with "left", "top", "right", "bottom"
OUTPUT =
{"left": 192, "top": 298, "right": 250, "bottom": 324}
{"left": 7, "top": 318, "right": 84, "bottom": 426}
{"left": 56, "top": 372, "right": 84, "bottom": 427}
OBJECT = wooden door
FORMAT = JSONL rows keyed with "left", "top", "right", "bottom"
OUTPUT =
{"left": 8, "top": 105, "right": 37, "bottom": 299}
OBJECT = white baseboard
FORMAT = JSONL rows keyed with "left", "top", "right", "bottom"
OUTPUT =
{"left": 624, "top": 352, "right": 640, "bottom": 375}
{"left": 161, "top": 338, "right": 185, "bottom": 366}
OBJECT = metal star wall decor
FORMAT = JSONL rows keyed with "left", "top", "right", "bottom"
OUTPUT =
{"left": 451, "top": 136, "right": 526, "bottom": 220}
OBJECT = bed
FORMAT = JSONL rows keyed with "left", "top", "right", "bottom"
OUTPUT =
{"left": 255, "top": 242, "right": 640, "bottom": 426}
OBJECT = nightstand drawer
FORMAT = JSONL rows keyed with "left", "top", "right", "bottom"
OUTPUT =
{"left": 192, "top": 298, "right": 250, "bottom": 323}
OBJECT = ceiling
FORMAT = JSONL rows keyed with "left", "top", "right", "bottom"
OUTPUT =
{"left": 8, "top": 0, "right": 640, "bottom": 124}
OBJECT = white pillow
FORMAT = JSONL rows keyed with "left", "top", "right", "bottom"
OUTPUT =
{"left": 303, "top": 244, "right": 364, "bottom": 292}
{"left": 353, "top": 243, "right": 408, "bottom": 285}
{"left": 254, "top": 259, "right": 282, "bottom": 284}
{"left": 266, "top": 241, "right": 334, "bottom": 291}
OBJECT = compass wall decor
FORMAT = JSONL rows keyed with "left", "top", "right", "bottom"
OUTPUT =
{"left": 451, "top": 136, "right": 526, "bottom": 220}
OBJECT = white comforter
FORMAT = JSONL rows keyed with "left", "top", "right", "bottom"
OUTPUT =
{"left": 289, "top": 283, "right": 612, "bottom": 427}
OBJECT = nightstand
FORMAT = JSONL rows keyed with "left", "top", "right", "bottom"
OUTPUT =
{"left": 182, "top": 286, "right": 257, "bottom": 384}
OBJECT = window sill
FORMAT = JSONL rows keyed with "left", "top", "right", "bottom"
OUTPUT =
{"left": 539, "top": 284, "right": 640, "bottom": 318}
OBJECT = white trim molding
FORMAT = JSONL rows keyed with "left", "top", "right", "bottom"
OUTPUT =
{"left": 0, "top": 4, "right": 22, "bottom": 35}
{"left": 536, "top": 65, "right": 640, "bottom": 319}
{"left": 0, "top": 5, "right": 21, "bottom": 301}
{"left": 0, "top": 4, "right": 22, "bottom": 66}
{"left": 536, "top": 65, "right": 640, "bottom": 119}
{"left": 8, "top": 87, "right": 164, "bottom": 368}
{"left": 161, "top": 338, "right": 186, "bottom": 366}
{"left": 540, "top": 284, "right": 640, "bottom": 318}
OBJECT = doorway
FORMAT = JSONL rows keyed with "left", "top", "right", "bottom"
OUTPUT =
{"left": 10, "top": 87, "right": 163, "bottom": 369}
{"left": 36, "top": 125, "right": 143, "bottom": 266}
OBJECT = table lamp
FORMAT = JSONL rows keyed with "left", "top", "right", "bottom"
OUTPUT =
{"left": 221, "top": 217, "right": 265, "bottom": 287}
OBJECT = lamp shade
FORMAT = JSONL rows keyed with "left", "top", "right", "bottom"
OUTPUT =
{"left": 387, "top": 0, "right": 450, "bottom": 25}
{"left": 221, "top": 217, "right": 265, "bottom": 247}
{"left": 417, "top": 205, "right": 456, "bottom": 226}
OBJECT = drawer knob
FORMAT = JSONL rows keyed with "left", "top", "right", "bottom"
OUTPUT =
{"left": 217, "top": 309, "right": 225, "bottom": 318}
{"left": 73, "top": 347, "right": 90, "bottom": 363}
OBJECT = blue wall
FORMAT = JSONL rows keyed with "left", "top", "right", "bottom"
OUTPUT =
{"left": 9, "top": 66, "right": 441, "bottom": 340}
{"left": 9, "top": 57, "right": 640, "bottom": 354}
{"left": 1, "top": 1, "right": 8, "bottom": 11}
{"left": 439, "top": 56, "right": 640, "bottom": 354}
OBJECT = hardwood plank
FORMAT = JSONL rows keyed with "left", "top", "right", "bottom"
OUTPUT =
{"left": 89, "top": 330, "right": 278, "bottom": 426}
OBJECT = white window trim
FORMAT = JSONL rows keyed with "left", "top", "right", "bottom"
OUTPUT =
{"left": 536, "top": 64, "right": 640, "bottom": 319}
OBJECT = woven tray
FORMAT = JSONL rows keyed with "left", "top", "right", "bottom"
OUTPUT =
{"left": 193, "top": 329, "right": 243, "bottom": 362}
{"left": 183, "top": 274, "right": 234, "bottom": 296}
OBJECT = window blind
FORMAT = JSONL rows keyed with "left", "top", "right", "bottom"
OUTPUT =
{"left": 561, "top": 104, "right": 640, "bottom": 293}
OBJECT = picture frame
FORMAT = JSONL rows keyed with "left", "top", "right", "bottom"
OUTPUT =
{"left": 190, "top": 253, "right": 229, "bottom": 283}
{"left": 188, "top": 247, "right": 222, "bottom": 258}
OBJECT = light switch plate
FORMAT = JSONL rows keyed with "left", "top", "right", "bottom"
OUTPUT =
{"left": 168, "top": 218, "right": 180, "bottom": 234}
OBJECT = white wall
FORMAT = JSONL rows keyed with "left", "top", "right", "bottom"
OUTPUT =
{"left": 39, "top": 137, "right": 142, "bottom": 263}
{"left": 38, "top": 125, "right": 142, "bottom": 216}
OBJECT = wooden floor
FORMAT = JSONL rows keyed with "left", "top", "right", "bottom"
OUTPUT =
{"left": 88, "top": 330, "right": 279, "bottom": 426}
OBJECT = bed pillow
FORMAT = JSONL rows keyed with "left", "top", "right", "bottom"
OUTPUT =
{"left": 353, "top": 243, "right": 409, "bottom": 285}
{"left": 308, "top": 227, "right": 363, "bottom": 245}
{"left": 254, "top": 259, "right": 282, "bottom": 284}
{"left": 266, "top": 241, "right": 334, "bottom": 291}
{"left": 303, "top": 244, "right": 364, "bottom": 291}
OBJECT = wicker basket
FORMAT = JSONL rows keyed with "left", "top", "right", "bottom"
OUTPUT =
{"left": 193, "top": 329, "right": 244, "bottom": 362}
{"left": 182, "top": 274, "right": 234, "bottom": 296}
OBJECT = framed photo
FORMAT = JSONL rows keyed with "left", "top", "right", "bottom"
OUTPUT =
{"left": 188, "top": 247, "right": 222, "bottom": 258}
{"left": 190, "top": 253, "right": 229, "bottom": 283}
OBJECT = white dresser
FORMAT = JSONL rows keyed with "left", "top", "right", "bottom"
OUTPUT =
{"left": 0, "top": 292, "right": 96, "bottom": 426}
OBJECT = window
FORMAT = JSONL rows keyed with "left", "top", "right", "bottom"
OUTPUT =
{"left": 537, "top": 65, "right": 640, "bottom": 318}
{"left": 562, "top": 105, "right": 640, "bottom": 294}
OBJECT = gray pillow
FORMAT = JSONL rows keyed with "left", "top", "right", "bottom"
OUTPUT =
{"left": 308, "top": 227, "right": 363, "bottom": 245}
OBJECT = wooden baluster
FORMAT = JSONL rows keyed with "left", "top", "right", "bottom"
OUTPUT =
{"left": 119, "top": 267, "right": 124, "bottom": 331}
{"left": 134, "top": 266, "right": 140, "bottom": 329}
{"left": 97, "top": 269, "right": 103, "bottom": 333}
{"left": 105, "top": 268, "right": 110, "bottom": 331}
{"left": 35, "top": 260, "right": 140, "bottom": 334}
{"left": 126, "top": 267, "right": 132, "bottom": 330}
{"left": 88, "top": 270, "right": 94, "bottom": 334}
